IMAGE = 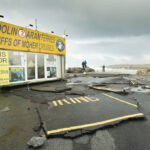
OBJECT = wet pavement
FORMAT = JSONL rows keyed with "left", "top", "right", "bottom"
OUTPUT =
{"left": 1, "top": 74, "right": 150, "bottom": 150}
{"left": 0, "top": 93, "right": 40, "bottom": 150}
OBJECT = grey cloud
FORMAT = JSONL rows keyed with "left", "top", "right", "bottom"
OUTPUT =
{"left": 0, "top": 0, "right": 150, "bottom": 66}
{"left": 1, "top": 0, "right": 150, "bottom": 38}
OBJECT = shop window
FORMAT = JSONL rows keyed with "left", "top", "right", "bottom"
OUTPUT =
{"left": 47, "top": 67, "right": 56, "bottom": 78}
{"left": 37, "top": 54, "right": 44, "bottom": 79}
{"left": 27, "top": 53, "right": 35, "bottom": 80}
{"left": 9, "top": 51, "right": 22, "bottom": 66}
{"left": 46, "top": 55, "right": 57, "bottom": 78}
{"left": 9, "top": 51, "right": 25, "bottom": 82}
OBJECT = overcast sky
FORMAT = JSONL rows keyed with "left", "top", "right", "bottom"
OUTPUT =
{"left": 1, "top": 0, "right": 150, "bottom": 67}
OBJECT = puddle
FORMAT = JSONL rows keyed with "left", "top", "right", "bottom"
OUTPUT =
{"left": 130, "top": 86, "right": 150, "bottom": 93}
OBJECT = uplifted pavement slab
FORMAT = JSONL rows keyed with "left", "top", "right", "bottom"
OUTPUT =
{"left": 31, "top": 86, "right": 71, "bottom": 93}
{"left": 38, "top": 93, "right": 145, "bottom": 138}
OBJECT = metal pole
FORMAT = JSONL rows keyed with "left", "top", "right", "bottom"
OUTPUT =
{"left": 35, "top": 18, "right": 38, "bottom": 30}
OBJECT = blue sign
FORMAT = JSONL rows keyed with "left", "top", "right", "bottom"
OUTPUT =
{"left": 56, "top": 39, "right": 65, "bottom": 52}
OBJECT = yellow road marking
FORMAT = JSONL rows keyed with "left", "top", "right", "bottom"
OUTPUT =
{"left": 52, "top": 101, "right": 58, "bottom": 107}
{"left": 69, "top": 98, "right": 77, "bottom": 104}
{"left": 74, "top": 98, "right": 82, "bottom": 103}
{"left": 47, "top": 113, "right": 144, "bottom": 135}
{"left": 85, "top": 96, "right": 99, "bottom": 102}
{"left": 63, "top": 99, "right": 71, "bottom": 104}
{"left": 79, "top": 97, "right": 89, "bottom": 102}
{"left": 58, "top": 100, "right": 63, "bottom": 105}
{"left": 102, "top": 93, "right": 137, "bottom": 108}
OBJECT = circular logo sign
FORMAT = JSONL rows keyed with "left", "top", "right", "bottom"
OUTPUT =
{"left": 56, "top": 40, "right": 65, "bottom": 52}
{"left": 19, "top": 29, "right": 26, "bottom": 38}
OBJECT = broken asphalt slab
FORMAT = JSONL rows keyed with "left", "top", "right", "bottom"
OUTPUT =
{"left": 88, "top": 84, "right": 126, "bottom": 94}
{"left": 38, "top": 93, "right": 145, "bottom": 138}
{"left": 31, "top": 86, "right": 71, "bottom": 93}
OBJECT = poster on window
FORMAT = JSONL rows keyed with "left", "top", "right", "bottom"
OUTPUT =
{"left": 9, "top": 67, "right": 24, "bottom": 82}
{"left": 0, "top": 50, "right": 9, "bottom": 85}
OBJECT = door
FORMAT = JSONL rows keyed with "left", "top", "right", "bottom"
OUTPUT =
{"left": 37, "top": 53, "right": 45, "bottom": 79}
{"left": 27, "top": 53, "right": 35, "bottom": 80}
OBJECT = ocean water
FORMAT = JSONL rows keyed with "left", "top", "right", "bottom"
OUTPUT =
{"left": 92, "top": 66, "right": 137, "bottom": 75}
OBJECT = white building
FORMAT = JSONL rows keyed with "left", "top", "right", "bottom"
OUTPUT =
{"left": 0, "top": 21, "right": 66, "bottom": 86}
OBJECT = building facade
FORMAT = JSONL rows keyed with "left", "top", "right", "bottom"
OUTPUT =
{"left": 0, "top": 21, "right": 66, "bottom": 86}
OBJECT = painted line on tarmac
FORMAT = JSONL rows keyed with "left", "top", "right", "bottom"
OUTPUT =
{"left": 102, "top": 93, "right": 138, "bottom": 108}
{"left": 52, "top": 96, "right": 100, "bottom": 107}
{"left": 46, "top": 113, "right": 144, "bottom": 135}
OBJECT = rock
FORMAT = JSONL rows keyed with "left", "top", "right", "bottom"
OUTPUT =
{"left": 136, "top": 69, "right": 150, "bottom": 75}
{"left": 85, "top": 67, "right": 95, "bottom": 72}
{"left": 42, "top": 138, "right": 73, "bottom": 150}
{"left": 27, "top": 136, "right": 46, "bottom": 148}
{"left": 67, "top": 67, "right": 95, "bottom": 73}
{"left": 67, "top": 67, "right": 82, "bottom": 73}
{"left": 0, "top": 106, "right": 10, "bottom": 112}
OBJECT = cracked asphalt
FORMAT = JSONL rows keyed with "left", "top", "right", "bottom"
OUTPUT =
{"left": 0, "top": 74, "right": 150, "bottom": 150}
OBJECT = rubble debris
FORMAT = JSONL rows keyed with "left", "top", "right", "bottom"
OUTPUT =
{"left": 27, "top": 136, "right": 46, "bottom": 148}
{"left": 129, "top": 80, "right": 138, "bottom": 87}
{"left": 142, "top": 85, "right": 150, "bottom": 89}
{"left": 31, "top": 86, "right": 71, "bottom": 93}
{"left": 88, "top": 84, "right": 127, "bottom": 94}
{"left": 136, "top": 69, "right": 150, "bottom": 76}
{"left": 130, "top": 86, "right": 150, "bottom": 93}
{"left": 0, "top": 106, "right": 10, "bottom": 112}
{"left": 101, "top": 77, "right": 130, "bottom": 84}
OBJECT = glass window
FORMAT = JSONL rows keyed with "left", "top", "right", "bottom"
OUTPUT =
{"left": 46, "top": 55, "right": 56, "bottom": 78}
{"left": 37, "top": 54, "right": 44, "bottom": 79}
{"left": 47, "top": 67, "right": 56, "bottom": 78}
{"left": 27, "top": 53, "right": 35, "bottom": 80}
{"left": 8, "top": 51, "right": 25, "bottom": 82}
{"left": 47, "top": 55, "right": 56, "bottom": 66}
{"left": 9, "top": 51, "right": 22, "bottom": 66}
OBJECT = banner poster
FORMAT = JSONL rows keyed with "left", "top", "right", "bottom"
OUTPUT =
{"left": 0, "top": 50, "right": 9, "bottom": 85}
{"left": 0, "top": 21, "right": 66, "bottom": 55}
{"left": 9, "top": 67, "right": 24, "bottom": 82}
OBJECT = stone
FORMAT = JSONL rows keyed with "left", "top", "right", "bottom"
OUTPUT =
{"left": 27, "top": 136, "right": 46, "bottom": 148}
{"left": 91, "top": 130, "right": 115, "bottom": 150}
{"left": 0, "top": 106, "right": 10, "bottom": 112}
{"left": 42, "top": 138, "right": 73, "bottom": 150}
